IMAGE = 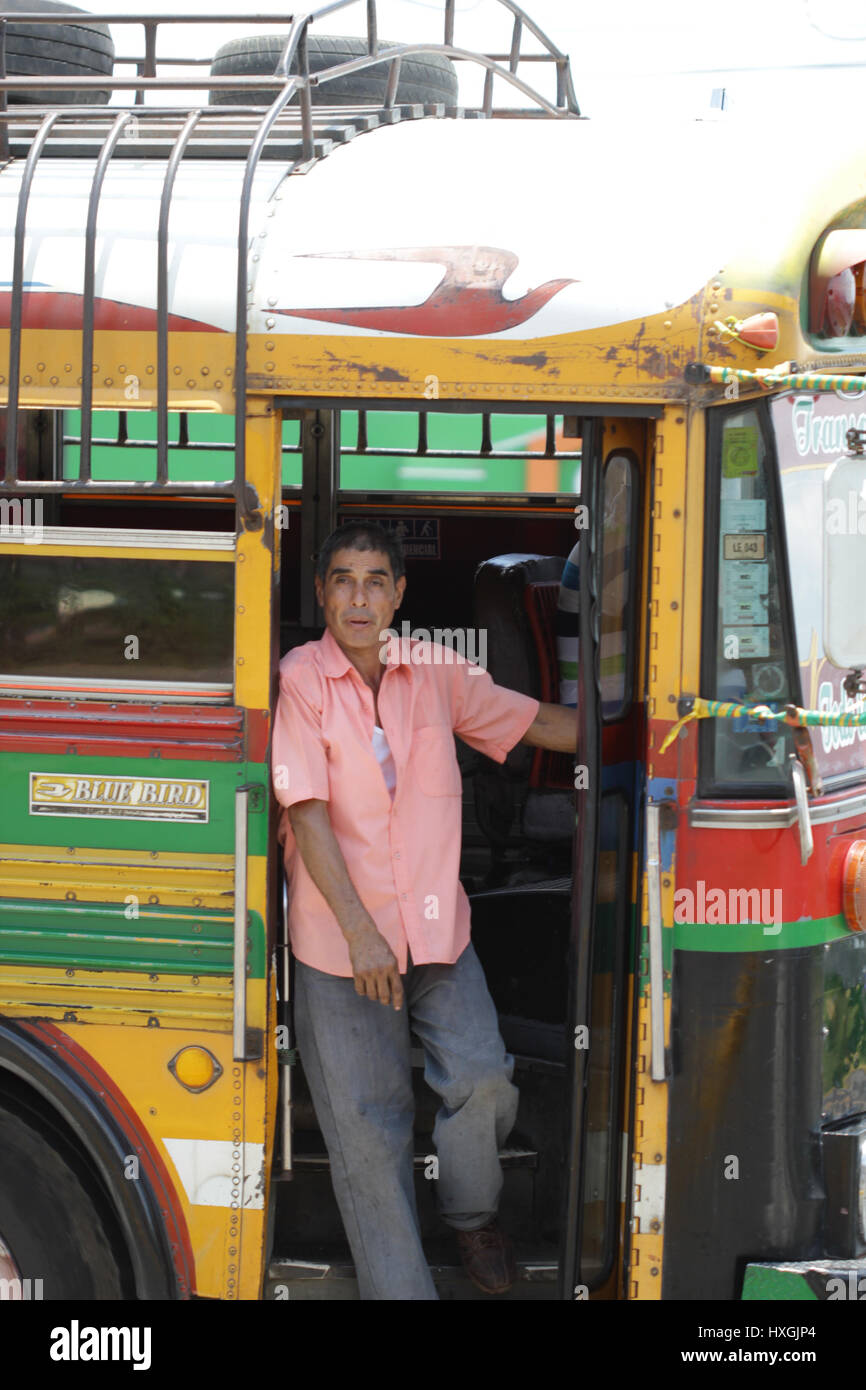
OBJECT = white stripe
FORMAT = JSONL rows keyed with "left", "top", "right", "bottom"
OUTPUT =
{"left": 163, "top": 1137, "right": 265, "bottom": 1210}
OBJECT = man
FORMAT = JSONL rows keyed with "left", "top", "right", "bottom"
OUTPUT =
{"left": 272, "top": 522, "right": 576, "bottom": 1300}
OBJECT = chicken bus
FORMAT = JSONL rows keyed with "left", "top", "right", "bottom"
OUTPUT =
{"left": 0, "top": 0, "right": 865, "bottom": 1304}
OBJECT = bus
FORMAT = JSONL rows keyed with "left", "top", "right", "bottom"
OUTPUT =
{"left": 0, "top": 0, "right": 865, "bottom": 1303}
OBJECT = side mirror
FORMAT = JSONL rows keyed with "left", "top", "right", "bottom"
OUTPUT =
{"left": 823, "top": 451, "right": 866, "bottom": 669}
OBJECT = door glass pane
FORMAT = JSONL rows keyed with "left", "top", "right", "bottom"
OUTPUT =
{"left": 706, "top": 406, "right": 794, "bottom": 790}
{"left": 772, "top": 392, "right": 866, "bottom": 783}
{"left": 600, "top": 452, "right": 634, "bottom": 719}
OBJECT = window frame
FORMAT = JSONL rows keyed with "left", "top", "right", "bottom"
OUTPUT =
{"left": 600, "top": 446, "right": 641, "bottom": 725}
{"left": 698, "top": 398, "right": 801, "bottom": 799}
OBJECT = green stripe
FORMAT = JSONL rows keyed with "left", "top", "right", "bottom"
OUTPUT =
{"left": 0, "top": 753, "right": 268, "bottom": 856}
{"left": 741, "top": 1266, "right": 819, "bottom": 1301}
{"left": 674, "top": 914, "right": 850, "bottom": 952}
{"left": 0, "top": 899, "right": 265, "bottom": 978}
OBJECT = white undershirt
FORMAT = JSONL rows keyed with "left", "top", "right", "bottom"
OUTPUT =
{"left": 372, "top": 725, "right": 396, "bottom": 800}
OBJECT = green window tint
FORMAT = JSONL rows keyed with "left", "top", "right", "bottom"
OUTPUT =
{"left": 281, "top": 416, "right": 301, "bottom": 486}
{"left": 703, "top": 405, "right": 794, "bottom": 792}
{"left": 61, "top": 411, "right": 309, "bottom": 487}
{"left": 338, "top": 411, "right": 580, "bottom": 493}
{"left": 0, "top": 553, "right": 234, "bottom": 684}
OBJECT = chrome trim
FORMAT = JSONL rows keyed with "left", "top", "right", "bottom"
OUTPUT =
{"left": 233, "top": 787, "right": 249, "bottom": 1061}
{"left": 791, "top": 758, "right": 814, "bottom": 865}
{"left": 0, "top": 526, "right": 235, "bottom": 551}
{"left": 279, "top": 871, "right": 293, "bottom": 1176}
{"left": 645, "top": 803, "right": 667, "bottom": 1084}
{"left": 0, "top": 676, "right": 231, "bottom": 703}
{"left": 690, "top": 788, "right": 866, "bottom": 830}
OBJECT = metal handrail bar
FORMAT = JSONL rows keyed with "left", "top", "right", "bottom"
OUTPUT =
{"left": 1, "top": 2, "right": 579, "bottom": 505}
{"left": 156, "top": 109, "right": 202, "bottom": 482}
{"left": 233, "top": 52, "right": 304, "bottom": 522}
{"left": 5, "top": 111, "right": 59, "bottom": 484}
{"left": 80, "top": 111, "right": 134, "bottom": 479}
{"left": 0, "top": 1, "right": 578, "bottom": 114}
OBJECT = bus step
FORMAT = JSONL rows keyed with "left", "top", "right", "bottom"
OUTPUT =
{"left": 266, "top": 1242, "right": 559, "bottom": 1300}
{"left": 284, "top": 1145, "right": 539, "bottom": 1174}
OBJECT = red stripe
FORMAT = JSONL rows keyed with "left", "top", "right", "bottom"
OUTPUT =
{"left": 19, "top": 1020, "right": 195, "bottom": 1297}
{"left": 0, "top": 734, "right": 242, "bottom": 760}
{"left": 0, "top": 700, "right": 244, "bottom": 759}
{"left": 0, "top": 290, "right": 222, "bottom": 334}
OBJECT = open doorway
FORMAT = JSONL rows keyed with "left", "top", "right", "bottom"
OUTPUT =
{"left": 270, "top": 407, "right": 650, "bottom": 1300}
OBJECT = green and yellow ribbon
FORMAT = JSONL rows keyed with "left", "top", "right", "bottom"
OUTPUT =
{"left": 705, "top": 365, "right": 866, "bottom": 394}
{"left": 659, "top": 697, "right": 866, "bottom": 754}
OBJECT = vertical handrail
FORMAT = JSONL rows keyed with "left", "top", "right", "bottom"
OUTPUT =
{"left": 233, "top": 786, "right": 251, "bottom": 1059}
{"left": 298, "top": 29, "right": 314, "bottom": 163}
{"left": 383, "top": 55, "right": 402, "bottom": 109}
{"left": 0, "top": 20, "right": 8, "bottom": 164}
{"left": 646, "top": 803, "right": 667, "bottom": 1082}
{"left": 5, "top": 111, "right": 59, "bottom": 486}
{"left": 157, "top": 109, "right": 201, "bottom": 484}
{"left": 444, "top": 0, "right": 455, "bottom": 47}
{"left": 480, "top": 412, "right": 492, "bottom": 455}
{"left": 80, "top": 112, "right": 133, "bottom": 482}
{"left": 366, "top": 0, "right": 378, "bottom": 56}
{"left": 509, "top": 15, "right": 522, "bottom": 74}
{"left": 138, "top": 22, "right": 158, "bottom": 107}
{"left": 234, "top": 64, "right": 303, "bottom": 527}
{"left": 482, "top": 67, "right": 494, "bottom": 116}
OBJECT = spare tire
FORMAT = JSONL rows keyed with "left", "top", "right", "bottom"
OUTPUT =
{"left": 2, "top": 0, "right": 114, "bottom": 106}
{"left": 209, "top": 33, "right": 458, "bottom": 108}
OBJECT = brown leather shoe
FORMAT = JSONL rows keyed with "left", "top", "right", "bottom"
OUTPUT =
{"left": 456, "top": 1220, "right": 516, "bottom": 1294}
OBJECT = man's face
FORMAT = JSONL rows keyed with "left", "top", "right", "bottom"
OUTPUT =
{"left": 316, "top": 547, "right": 406, "bottom": 657}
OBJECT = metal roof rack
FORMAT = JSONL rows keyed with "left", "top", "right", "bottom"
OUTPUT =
{"left": 0, "top": 2, "right": 579, "bottom": 523}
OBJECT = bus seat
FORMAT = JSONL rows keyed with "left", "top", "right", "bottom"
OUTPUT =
{"left": 473, "top": 554, "right": 575, "bottom": 848}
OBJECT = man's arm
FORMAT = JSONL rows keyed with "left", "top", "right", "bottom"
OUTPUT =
{"left": 287, "top": 798, "right": 404, "bottom": 1010}
{"left": 520, "top": 701, "right": 578, "bottom": 753}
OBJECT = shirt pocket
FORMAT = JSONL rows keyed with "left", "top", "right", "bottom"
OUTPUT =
{"left": 413, "top": 725, "right": 462, "bottom": 797}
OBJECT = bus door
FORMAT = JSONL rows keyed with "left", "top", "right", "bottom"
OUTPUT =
{"left": 561, "top": 410, "right": 657, "bottom": 1299}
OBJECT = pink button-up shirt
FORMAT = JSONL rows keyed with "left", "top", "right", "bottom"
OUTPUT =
{"left": 272, "top": 628, "right": 539, "bottom": 977}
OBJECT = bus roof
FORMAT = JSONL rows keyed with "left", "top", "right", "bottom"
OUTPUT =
{"left": 2, "top": 112, "right": 865, "bottom": 412}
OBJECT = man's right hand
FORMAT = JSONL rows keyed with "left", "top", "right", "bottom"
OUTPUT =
{"left": 346, "top": 916, "right": 404, "bottom": 1011}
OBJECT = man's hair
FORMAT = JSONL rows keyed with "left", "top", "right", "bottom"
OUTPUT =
{"left": 315, "top": 521, "right": 406, "bottom": 585}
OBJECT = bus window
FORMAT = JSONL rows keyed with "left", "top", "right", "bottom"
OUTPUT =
{"left": 773, "top": 392, "right": 866, "bottom": 786}
{"left": 61, "top": 410, "right": 303, "bottom": 488}
{"left": 0, "top": 540, "right": 235, "bottom": 695}
{"left": 700, "top": 404, "right": 795, "bottom": 793}
{"left": 338, "top": 410, "right": 580, "bottom": 493}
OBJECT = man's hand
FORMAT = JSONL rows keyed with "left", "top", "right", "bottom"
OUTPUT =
{"left": 521, "top": 701, "right": 578, "bottom": 753}
{"left": 345, "top": 914, "right": 405, "bottom": 1011}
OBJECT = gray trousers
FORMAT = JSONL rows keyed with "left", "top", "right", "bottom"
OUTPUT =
{"left": 293, "top": 941, "right": 519, "bottom": 1300}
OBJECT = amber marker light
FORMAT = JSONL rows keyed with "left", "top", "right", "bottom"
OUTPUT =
{"left": 842, "top": 841, "right": 866, "bottom": 932}
{"left": 168, "top": 1045, "right": 223, "bottom": 1093}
